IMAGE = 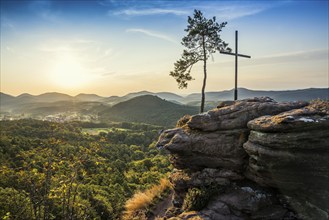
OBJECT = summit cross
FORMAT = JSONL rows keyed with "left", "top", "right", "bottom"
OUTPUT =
{"left": 220, "top": 30, "right": 251, "bottom": 100}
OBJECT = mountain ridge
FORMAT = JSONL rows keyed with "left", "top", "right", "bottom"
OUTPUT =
{"left": 1, "top": 87, "right": 327, "bottom": 100}
{"left": 1, "top": 88, "right": 328, "bottom": 112}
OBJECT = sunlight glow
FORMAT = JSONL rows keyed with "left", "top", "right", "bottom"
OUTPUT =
{"left": 49, "top": 53, "right": 92, "bottom": 88}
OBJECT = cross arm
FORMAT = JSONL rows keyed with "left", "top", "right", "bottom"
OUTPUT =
{"left": 220, "top": 51, "right": 251, "bottom": 58}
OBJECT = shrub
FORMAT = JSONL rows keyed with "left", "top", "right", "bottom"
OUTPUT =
{"left": 182, "top": 185, "right": 221, "bottom": 211}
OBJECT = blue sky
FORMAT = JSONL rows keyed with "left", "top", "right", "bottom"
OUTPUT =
{"left": 1, "top": 0, "right": 328, "bottom": 96}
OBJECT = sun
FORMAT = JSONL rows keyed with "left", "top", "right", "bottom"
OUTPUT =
{"left": 50, "top": 53, "right": 92, "bottom": 88}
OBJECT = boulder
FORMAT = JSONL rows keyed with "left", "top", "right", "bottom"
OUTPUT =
{"left": 244, "top": 100, "right": 329, "bottom": 219}
{"left": 156, "top": 128, "right": 249, "bottom": 171}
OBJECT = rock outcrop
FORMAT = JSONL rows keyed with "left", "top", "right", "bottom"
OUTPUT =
{"left": 155, "top": 98, "right": 328, "bottom": 220}
{"left": 244, "top": 101, "right": 329, "bottom": 219}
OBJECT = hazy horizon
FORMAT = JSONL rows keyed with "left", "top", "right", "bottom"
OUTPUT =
{"left": 1, "top": 0, "right": 328, "bottom": 96}
{"left": 1, "top": 87, "right": 328, "bottom": 98}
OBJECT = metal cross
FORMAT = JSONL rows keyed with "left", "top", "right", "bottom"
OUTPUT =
{"left": 220, "top": 30, "right": 251, "bottom": 100}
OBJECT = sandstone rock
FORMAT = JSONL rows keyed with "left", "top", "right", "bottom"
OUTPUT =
{"left": 244, "top": 101, "right": 329, "bottom": 219}
{"left": 186, "top": 97, "right": 308, "bottom": 132}
{"left": 156, "top": 98, "right": 326, "bottom": 220}
{"left": 166, "top": 182, "right": 292, "bottom": 220}
{"left": 248, "top": 100, "right": 329, "bottom": 132}
{"left": 156, "top": 98, "right": 307, "bottom": 171}
{"left": 156, "top": 128, "right": 249, "bottom": 171}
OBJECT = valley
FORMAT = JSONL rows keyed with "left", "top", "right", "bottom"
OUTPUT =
{"left": 1, "top": 88, "right": 327, "bottom": 126}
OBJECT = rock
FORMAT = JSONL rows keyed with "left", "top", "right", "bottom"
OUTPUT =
{"left": 170, "top": 170, "right": 191, "bottom": 207}
{"left": 156, "top": 128, "right": 249, "bottom": 171}
{"left": 156, "top": 98, "right": 327, "bottom": 220}
{"left": 168, "top": 168, "right": 241, "bottom": 210}
{"left": 166, "top": 182, "right": 290, "bottom": 220}
{"left": 186, "top": 97, "right": 308, "bottom": 132}
{"left": 156, "top": 97, "right": 307, "bottom": 171}
{"left": 190, "top": 168, "right": 244, "bottom": 186}
{"left": 248, "top": 100, "right": 329, "bottom": 132}
{"left": 217, "top": 100, "right": 235, "bottom": 108}
{"left": 244, "top": 100, "right": 329, "bottom": 219}
{"left": 252, "top": 205, "right": 288, "bottom": 220}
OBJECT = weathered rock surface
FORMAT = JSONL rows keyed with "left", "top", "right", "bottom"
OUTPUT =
{"left": 155, "top": 98, "right": 328, "bottom": 220}
{"left": 244, "top": 101, "right": 329, "bottom": 219}
{"left": 157, "top": 128, "right": 249, "bottom": 171}
{"left": 186, "top": 97, "right": 307, "bottom": 132}
{"left": 166, "top": 181, "right": 297, "bottom": 220}
{"left": 156, "top": 97, "right": 307, "bottom": 171}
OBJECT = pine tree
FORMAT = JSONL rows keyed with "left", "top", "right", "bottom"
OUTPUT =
{"left": 170, "top": 10, "right": 231, "bottom": 112}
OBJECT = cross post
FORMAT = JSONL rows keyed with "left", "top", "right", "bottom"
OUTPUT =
{"left": 220, "top": 30, "right": 251, "bottom": 100}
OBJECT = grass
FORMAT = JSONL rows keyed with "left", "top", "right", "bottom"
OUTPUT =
{"left": 122, "top": 178, "right": 171, "bottom": 220}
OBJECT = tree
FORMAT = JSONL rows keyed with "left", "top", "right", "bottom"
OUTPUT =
{"left": 170, "top": 10, "right": 231, "bottom": 112}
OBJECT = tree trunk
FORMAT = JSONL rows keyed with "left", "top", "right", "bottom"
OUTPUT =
{"left": 201, "top": 36, "right": 207, "bottom": 113}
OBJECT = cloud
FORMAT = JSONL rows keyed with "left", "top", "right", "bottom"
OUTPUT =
{"left": 126, "top": 28, "right": 178, "bottom": 44}
{"left": 108, "top": 1, "right": 280, "bottom": 20}
{"left": 114, "top": 8, "right": 188, "bottom": 16}
{"left": 216, "top": 49, "right": 329, "bottom": 68}
{"left": 251, "top": 49, "right": 329, "bottom": 65}
{"left": 211, "top": 5, "right": 270, "bottom": 20}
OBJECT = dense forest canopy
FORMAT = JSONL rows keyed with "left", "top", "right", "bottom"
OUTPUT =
{"left": 0, "top": 119, "right": 171, "bottom": 219}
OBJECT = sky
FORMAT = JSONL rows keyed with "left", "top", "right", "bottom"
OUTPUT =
{"left": 1, "top": 0, "right": 328, "bottom": 96}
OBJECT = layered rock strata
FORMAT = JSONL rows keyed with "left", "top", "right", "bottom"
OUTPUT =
{"left": 155, "top": 98, "right": 328, "bottom": 220}
{"left": 157, "top": 97, "right": 307, "bottom": 172}
{"left": 244, "top": 101, "right": 329, "bottom": 219}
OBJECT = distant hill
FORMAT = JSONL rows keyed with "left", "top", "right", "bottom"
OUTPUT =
{"left": 101, "top": 91, "right": 183, "bottom": 105}
{"left": 1, "top": 88, "right": 327, "bottom": 121}
{"left": 99, "top": 95, "right": 198, "bottom": 127}
{"left": 75, "top": 93, "right": 104, "bottom": 102}
{"left": 183, "top": 88, "right": 328, "bottom": 106}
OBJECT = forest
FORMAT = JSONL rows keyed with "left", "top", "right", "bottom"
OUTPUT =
{"left": 0, "top": 119, "right": 171, "bottom": 219}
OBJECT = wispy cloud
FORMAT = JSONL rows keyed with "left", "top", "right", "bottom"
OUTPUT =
{"left": 253, "top": 49, "right": 329, "bottom": 65}
{"left": 216, "top": 49, "right": 329, "bottom": 67}
{"left": 110, "top": 1, "right": 282, "bottom": 20}
{"left": 114, "top": 8, "right": 188, "bottom": 16}
{"left": 126, "top": 28, "right": 178, "bottom": 44}
{"left": 211, "top": 5, "right": 270, "bottom": 20}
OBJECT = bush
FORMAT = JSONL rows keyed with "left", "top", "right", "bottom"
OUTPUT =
{"left": 182, "top": 185, "right": 221, "bottom": 211}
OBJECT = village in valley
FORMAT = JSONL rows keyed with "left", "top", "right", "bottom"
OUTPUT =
{"left": 0, "top": 112, "right": 98, "bottom": 122}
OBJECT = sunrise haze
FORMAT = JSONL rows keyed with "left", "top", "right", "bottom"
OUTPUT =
{"left": 1, "top": 0, "right": 328, "bottom": 96}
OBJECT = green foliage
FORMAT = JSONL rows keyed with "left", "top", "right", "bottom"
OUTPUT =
{"left": 0, "top": 187, "right": 33, "bottom": 219}
{"left": 182, "top": 185, "right": 221, "bottom": 211}
{"left": 0, "top": 119, "right": 171, "bottom": 219}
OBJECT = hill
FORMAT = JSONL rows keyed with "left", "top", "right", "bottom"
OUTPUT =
{"left": 183, "top": 88, "right": 328, "bottom": 106}
{"left": 101, "top": 91, "right": 184, "bottom": 105}
{"left": 99, "top": 95, "right": 198, "bottom": 127}
{"left": 75, "top": 93, "right": 104, "bottom": 102}
{"left": 1, "top": 88, "right": 327, "bottom": 122}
